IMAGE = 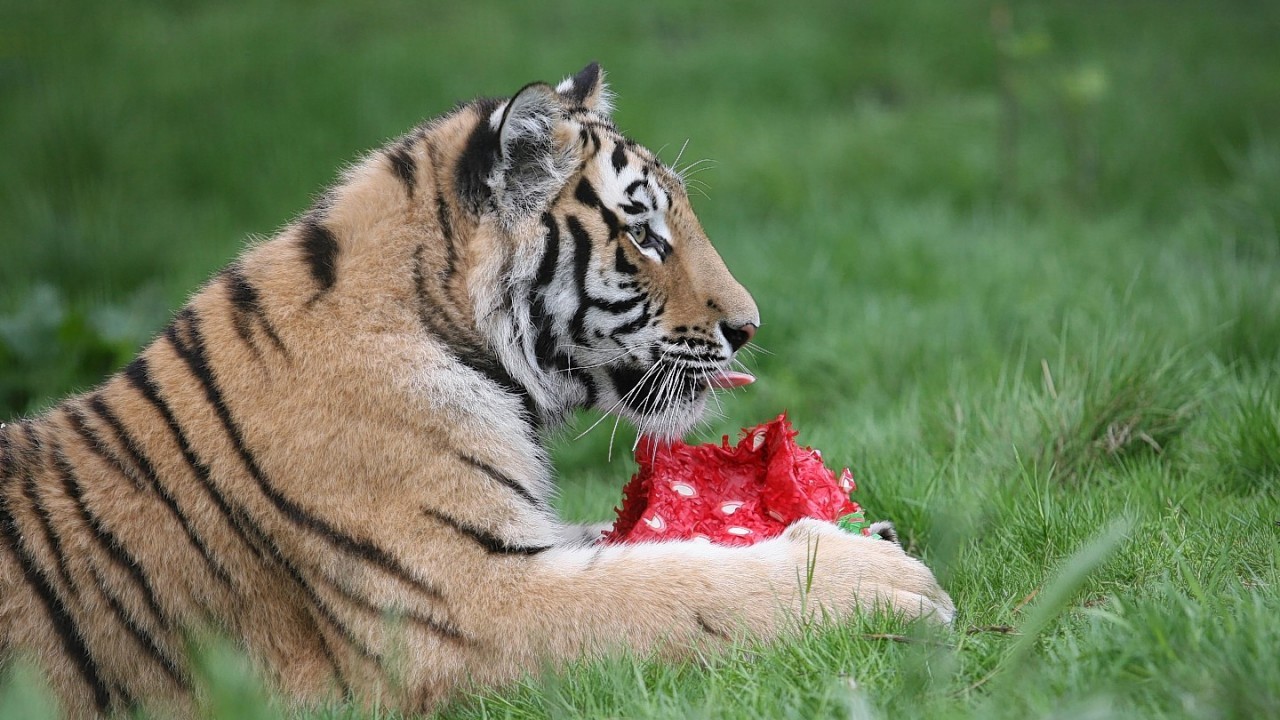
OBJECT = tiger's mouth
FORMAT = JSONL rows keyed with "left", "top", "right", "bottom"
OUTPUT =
{"left": 705, "top": 371, "right": 755, "bottom": 390}
{"left": 602, "top": 361, "right": 755, "bottom": 438}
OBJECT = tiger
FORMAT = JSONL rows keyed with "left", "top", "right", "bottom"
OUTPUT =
{"left": 0, "top": 63, "right": 954, "bottom": 717}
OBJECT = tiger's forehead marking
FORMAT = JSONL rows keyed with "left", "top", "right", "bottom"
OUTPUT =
{"left": 590, "top": 135, "right": 678, "bottom": 244}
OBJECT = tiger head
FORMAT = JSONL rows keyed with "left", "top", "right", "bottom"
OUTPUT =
{"left": 467, "top": 63, "right": 759, "bottom": 440}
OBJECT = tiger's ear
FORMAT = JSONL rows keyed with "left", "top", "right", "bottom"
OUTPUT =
{"left": 555, "top": 61, "right": 613, "bottom": 116}
{"left": 492, "top": 82, "right": 576, "bottom": 222}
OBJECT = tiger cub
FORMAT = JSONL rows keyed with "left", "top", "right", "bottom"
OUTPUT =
{"left": 0, "top": 63, "right": 953, "bottom": 716}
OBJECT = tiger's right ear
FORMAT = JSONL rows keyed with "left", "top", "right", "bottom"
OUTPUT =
{"left": 490, "top": 82, "right": 576, "bottom": 224}
{"left": 555, "top": 62, "right": 613, "bottom": 117}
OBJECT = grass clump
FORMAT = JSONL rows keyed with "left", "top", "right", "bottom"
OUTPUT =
{"left": 1035, "top": 344, "right": 1204, "bottom": 483}
{"left": 1208, "top": 379, "right": 1280, "bottom": 495}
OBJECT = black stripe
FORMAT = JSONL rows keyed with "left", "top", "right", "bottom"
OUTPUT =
{"left": 408, "top": 233, "right": 486, "bottom": 361}
{"left": 575, "top": 178, "right": 600, "bottom": 208}
{"left": 611, "top": 143, "right": 628, "bottom": 173}
{"left": 65, "top": 406, "right": 143, "bottom": 492}
{"left": 581, "top": 373, "right": 600, "bottom": 408}
{"left": 580, "top": 119, "right": 614, "bottom": 133}
{"left": 121, "top": 357, "right": 269, "bottom": 565}
{"left": 567, "top": 215, "right": 594, "bottom": 342}
{"left": 0, "top": 423, "right": 14, "bottom": 484}
{"left": 564, "top": 215, "right": 645, "bottom": 336}
{"left": 426, "top": 142, "right": 458, "bottom": 279}
{"left": 316, "top": 573, "right": 474, "bottom": 648}
{"left": 315, "top": 627, "right": 352, "bottom": 702}
{"left": 591, "top": 293, "right": 645, "bottom": 316}
{"left": 108, "top": 679, "right": 136, "bottom": 716}
{"left": 0, "top": 429, "right": 111, "bottom": 713}
{"left": 82, "top": 398, "right": 235, "bottom": 589}
{"left": 51, "top": 440, "right": 170, "bottom": 630}
{"left": 424, "top": 141, "right": 460, "bottom": 281}
{"left": 534, "top": 327, "right": 568, "bottom": 373}
{"left": 608, "top": 303, "right": 652, "bottom": 340}
{"left": 696, "top": 611, "right": 732, "bottom": 641}
{"left": 411, "top": 246, "right": 470, "bottom": 349}
{"left": 532, "top": 212, "right": 561, "bottom": 291}
{"left": 22, "top": 457, "right": 81, "bottom": 614}
{"left": 421, "top": 508, "right": 549, "bottom": 555}
{"left": 308, "top": 584, "right": 383, "bottom": 667}
{"left": 223, "top": 266, "right": 287, "bottom": 358}
{"left": 457, "top": 453, "right": 541, "bottom": 508}
{"left": 615, "top": 245, "right": 639, "bottom": 276}
{"left": 225, "top": 279, "right": 260, "bottom": 357}
{"left": 454, "top": 97, "right": 502, "bottom": 214}
{"left": 529, "top": 215, "right": 571, "bottom": 372}
{"left": 86, "top": 563, "right": 189, "bottom": 689}
{"left": 388, "top": 142, "right": 417, "bottom": 197}
{"left": 438, "top": 187, "right": 458, "bottom": 276}
{"left": 529, "top": 215, "right": 568, "bottom": 373}
{"left": 299, "top": 219, "right": 340, "bottom": 299}
{"left": 599, "top": 206, "right": 621, "bottom": 239}
{"left": 164, "top": 310, "right": 443, "bottom": 600}
{"left": 624, "top": 179, "right": 646, "bottom": 196}
{"left": 235, "top": 520, "right": 354, "bottom": 699}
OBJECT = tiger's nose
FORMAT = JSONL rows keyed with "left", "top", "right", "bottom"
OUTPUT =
{"left": 718, "top": 321, "right": 757, "bottom": 352}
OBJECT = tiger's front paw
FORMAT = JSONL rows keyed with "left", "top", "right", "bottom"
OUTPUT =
{"left": 782, "top": 518, "right": 955, "bottom": 625}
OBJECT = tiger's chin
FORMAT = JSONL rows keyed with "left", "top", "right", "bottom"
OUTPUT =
{"left": 594, "top": 362, "right": 714, "bottom": 441}
{"left": 616, "top": 391, "right": 710, "bottom": 442}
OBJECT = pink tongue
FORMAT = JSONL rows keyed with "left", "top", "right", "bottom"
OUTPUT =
{"left": 708, "top": 371, "right": 756, "bottom": 389}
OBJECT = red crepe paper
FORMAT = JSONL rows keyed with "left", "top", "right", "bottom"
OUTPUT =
{"left": 604, "top": 413, "right": 868, "bottom": 546}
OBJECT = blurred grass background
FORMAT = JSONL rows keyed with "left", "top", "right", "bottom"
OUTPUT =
{"left": 1, "top": 0, "right": 1278, "bottom": 718}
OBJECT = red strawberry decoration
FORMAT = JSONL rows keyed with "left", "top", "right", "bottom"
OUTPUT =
{"left": 604, "top": 413, "right": 869, "bottom": 546}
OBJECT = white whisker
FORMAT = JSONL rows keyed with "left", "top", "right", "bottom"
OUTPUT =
{"left": 677, "top": 158, "right": 718, "bottom": 177}
{"left": 571, "top": 355, "right": 666, "bottom": 442}
{"left": 671, "top": 139, "right": 692, "bottom": 176}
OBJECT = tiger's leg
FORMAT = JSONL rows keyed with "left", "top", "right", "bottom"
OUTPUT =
{"left": 424, "top": 518, "right": 952, "bottom": 702}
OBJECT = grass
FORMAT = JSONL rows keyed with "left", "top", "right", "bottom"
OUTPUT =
{"left": 2, "top": 0, "right": 1279, "bottom": 717}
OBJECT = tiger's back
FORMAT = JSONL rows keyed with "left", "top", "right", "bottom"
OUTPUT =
{"left": 0, "top": 64, "right": 953, "bottom": 717}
